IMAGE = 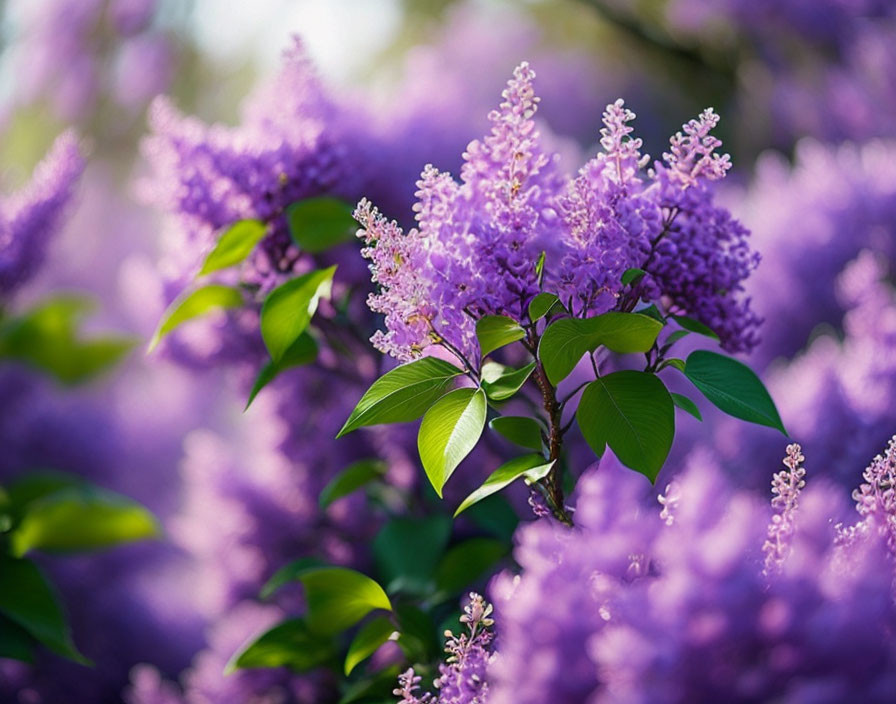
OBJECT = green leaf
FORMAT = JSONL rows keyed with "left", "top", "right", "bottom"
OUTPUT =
{"left": 433, "top": 539, "right": 509, "bottom": 600}
{"left": 671, "top": 314, "right": 719, "bottom": 340}
{"left": 528, "top": 293, "right": 561, "bottom": 322}
{"left": 10, "top": 485, "right": 159, "bottom": 556}
{"left": 539, "top": 312, "right": 663, "bottom": 385}
{"left": 393, "top": 604, "right": 439, "bottom": 661}
{"left": 260, "top": 266, "right": 336, "bottom": 362}
{"left": 300, "top": 568, "right": 392, "bottom": 635}
{"left": 319, "top": 460, "right": 387, "bottom": 509}
{"left": 4, "top": 472, "right": 85, "bottom": 521}
{"left": 0, "top": 614, "right": 35, "bottom": 662}
{"left": 465, "top": 494, "right": 519, "bottom": 542}
{"left": 621, "top": 268, "right": 646, "bottom": 286}
{"left": 576, "top": 371, "right": 674, "bottom": 482}
{"left": 417, "top": 388, "right": 487, "bottom": 496}
{"left": 663, "top": 329, "right": 691, "bottom": 348}
{"left": 671, "top": 392, "right": 702, "bottom": 421}
{"left": 535, "top": 251, "right": 547, "bottom": 285}
{"left": 198, "top": 219, "right": 267, "bottom": 276}
{"left": 338, "top": 665, "right": 403, "bottom": 704}
{"left": 337, "top": 357, "right": 462, "bottom": 437}
{"left": 150, "top": 284, "right": 243, "bottom": 351}
{"left": 373, "top": 516, "right": 451, "bottom": 595}
{"left": 476, "top": 315, "right": 525, "bottom": 358}
{"left": 344, "top": 616, "right": 396, "bottom": 675}
{"left": 286, "top": 197, "right": 356, "bottom": 253}
{"left": 260, "top": 557, "right": 327, "bottom": 600}
{"left": 684, "top": 350, "right": 786, "bottom": 433}
{"left": 0, "top": 297, "right": 134, "bottom": 383}
{"left": 660, "top": 358, "right": 686, "bottom": 373}
{"left": 245, "top": 333, "right": 318, "bottom": 409}
{"left": 488, "top": 416, "right": 543, "bottom": 451}
{"left": 226, "top": 617, "right": 335, "bottom": 673}
{"left": 480, "top": 361, "right": 535, "bottom": 401}
{"left": 454, "top": 455, "right": 553, "bottom": 517}
{"left": 0, "top": 556, "right": 89, "bottom": 664}
{"left": 637, "top": 304, "right": 665, "bottom": 322}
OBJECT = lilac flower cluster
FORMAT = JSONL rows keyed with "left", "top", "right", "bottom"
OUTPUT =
{"left": 10, "top": 0, "right": 175, "bottom": 121}
{"left": 396, "top": 593, "right": 495, "bottom": 704}
{"left": 485, "top": 439, "right": 896, "bottom": 704}
{"left": 358, "top": 63, "right": 760, "bottom": 364}
{"left": 0, "top": 131, "right": 84, "bottom": 298}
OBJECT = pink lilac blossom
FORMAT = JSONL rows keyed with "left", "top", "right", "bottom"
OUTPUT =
{"left": 358, "top": 64, "right": 760, "bottom": 363}
{"left": 0, "top": 130, "right": 84, "bottom": 297}
{"left": 762, "top": 443, "right": 806, "bottom": 574}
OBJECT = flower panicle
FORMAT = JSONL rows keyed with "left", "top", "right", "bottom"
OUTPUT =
{"left": 662, "top": 107, "right": 731, "bottom": 187}
{"left": 763, "top": 443, "right": 807, "bottom": 574}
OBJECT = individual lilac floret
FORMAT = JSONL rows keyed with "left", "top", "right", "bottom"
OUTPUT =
{"left": 396, "top": 593, "right": 495, "bottom": 704}
{"left": 0, "top": 130, "right": 84, "bottom": 297}
{"left": 763, "top": 443, "right": 807, "bottom": 574}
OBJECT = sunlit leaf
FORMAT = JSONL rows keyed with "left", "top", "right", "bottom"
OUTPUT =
{"left": 149, "top": 285, "right": 243, "bottom": 352}
{"left": 260, "top": 266, "right": 336, "bottom": 362}
{"left": 198, "top": 219, "right": 267, "bottom": 276}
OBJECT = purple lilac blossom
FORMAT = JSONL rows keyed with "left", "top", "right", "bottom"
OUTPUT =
{"left": 487, "top": 440, "right": 896, "bottom": 704}
{"left": 0, "top": 130, "right": 84, "bottom": 298}
{"left": 9, "top": 0, "right": 175, "bottom": 121}
{"left": 358, "top": 64, "right": 760, "bottom": 363}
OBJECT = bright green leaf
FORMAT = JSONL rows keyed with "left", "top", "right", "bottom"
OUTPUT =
{"left": 671, "top": 314, "right": 719, "bottom": 340}
{"left": 260, "top": 557, "right": 327, "bottom": 600}
{"left": 684, "top": 350, "right": 786, "bottom": 433}
{"left": 417, "top": 388, "right": 487, "bottom": 497}
{"left": 10, "top": 485, "right": 159, "bottom": 556}
{"left": 300, "top": 567, "right": 392, "bottom": 635}
{"left": 476, "top": 315, "right": 525, "bottom": 358}
{"left": 433, "top": 538, "right": 509, "bottom": 600}
{"left": 198, "top": 219, "right": 267, "bottom": 276}
{"left": 373, "top": 516, "right": 451, "bottom": 595}
{"left": 245, "top": 333, "right": 318, "bottom": 409}
{"left": 337, "top": 357, "right": 462, "bottom": 437}
{"left": 286, "top": 197, "right": 356, "bottom": 253}
{"left": 480, "top": 361, "right": 535, "bottom": 401}
{"left": 488, "top": 416, "right": 543, "bottom": 451}
{"left": 319, "top": 460, "right": 387, "bottom": 509}
{"left": 454, "top": 455, "right": 553, "bottom": 517}
{"left": 260, "top": 266, "right": 336, "bottom": 362}
{"left": 528, "top": 293, "right": 561, "bottom": 322}
{"left": 539, "top": 312, "right": 663, "bottom": 385}
{"left": 660, "top": 358, "right": 686, "bottom": 373}
{"left": 671, "top": 392, "right": 702, "bottom": 421}
{"left": 149, "top": 284, "right": 243, "bottom": 351}
{"left": 576, "top": 371, "right": 674, "bottom": 482}
{"left": 344, "top": 616, "right": 396, "bottom": 675}
{"left": 535, "top": 251, "right": 546, "bottom": 285}
{"left": 0, "top": 556, "right": 89, "bottom": 664}
{"left": 621, "top": 268, "right": 646, "bottom": 286}
{"left": 226, "top": 618, "right": 335, "bottom": 673}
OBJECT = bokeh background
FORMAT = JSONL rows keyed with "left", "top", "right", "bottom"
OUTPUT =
{"left": 1, "top": 0, "right": 895, "bottom": 702}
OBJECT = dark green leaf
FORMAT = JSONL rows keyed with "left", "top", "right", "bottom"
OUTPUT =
{"left": 245, "top": 332, "right": 318, "bottom": 409}
{"left": 319, "top": 460, "right": 387, "bottom": 509}
{"left": 226, "top": 618, "right": 335, "bottom": 673}
{"left": 671, "top": 392, "right": 702, "bottom": 421}
{"left": 528, "top": 292, "right": 561, "bottom": 322}
{"left": 464, "top": 495, "right": 519, "bottom": 542}
{"left": 684, "top": 350, "right": 786, "bottom": 433}
{"left": 539, "top": 312, "right": 663, "bottom": 385}
{"left": 480, "top": 361, "right": 535, "bottom": 401}
{"left": 373, "top": 516, "right": 451, "bottom": 594}
{"left": 418, "top": 388, "right": 487, "bottom": 497}
{"left": 0, "top": 614, "right": 35, "bottom": 662}
{"left": 150, "top": 284, "right": 243, "bottom": 351}
{"left": 393, "top": 604, "right": 438, "bottom": 661}
{"left": 0, "top": 556, "right": 88, "bottom": 664}
{"left": 476, "top": 315, "right": 525, "bottom": 358}
{"left": 344, "top": 616, "right": 396, "bottom": 675}
{"left": 198, "top": 219, "right": 267, "bottom": 276}
{"left": 671, "top": 314, "right": 719, "bottom": 340}
{"left": 338, "top": 665, "right": 402, "bottom": 704}
{"left": 621, "top": 268, "right": 646, "bottom": 286}
{"left": 576, "top": 371, "right": 674, "bottom": 482}
{"left": 300, "top": 568, "right": 392, "bottom": 635}
{"left": 637, "top": 304, "right": 665, "bottom": 322}
{"left": 286, "top": 197, "right": 356, "bottom": 253}
{"left": 337, "top": 357, "right": 462, "bottom": 437}
{"left": 5, "top": 472, "right": 85, "bottom": 522}
{"left": 260, "top": 557, "right": 327, "bottom": 600}
{"left": 663, "top": 330, "right": 691, "bottom": 348}
{"left": 488, "top": 416, "right": 543, "bottom": 451}
{"left": 10, "top": 485, "right": 159, "bottom": 556}
{"left": 260, "top": 266, "right": 336, "bottom": 362}
{"left": 0, "top": 297, "right": 134, "bottom": 383}
{"left": 433, "top": 538, "right": 508, "bottom": 600}
{"left": 660, "top": 358, "right": 686, "bottom": 373}
{"left": 454, "top": 455, "right": 553, "bottom": 517}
